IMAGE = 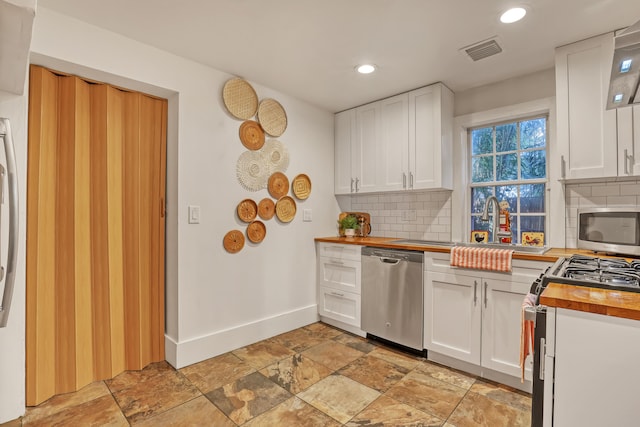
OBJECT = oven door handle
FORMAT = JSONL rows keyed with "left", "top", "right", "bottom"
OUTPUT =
{"left": 539, "top": 337, "right": 546, "bottom": 381}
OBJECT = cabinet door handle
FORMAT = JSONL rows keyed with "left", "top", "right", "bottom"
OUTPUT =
{"left": 560, "top": 155, "right": 566, "bottom": 178}
{"left": 409, "top": 172, "right": 414, "bottom": 189}
{"left": 328, "top": 259, "right": 344, "bottom": 265}
{"left": 624, "top": 149, "right": 631, "bottom": 175}
{"left": 484, "top": 282, "right": 488, "bottom": 308}
{"left": 473, "top": 280, "right": 478, "bottom": 306}
{"left": 330, "top": 291, "right": 344, "bottom": 297}
{"left": 355, "top": 177, "right": 360, "bottom": 193}
{"left": 350, "top": 178, "right": 354, "bottom": 193}
{"left": 402, "top": 173, "right": 406, "bottom": 189}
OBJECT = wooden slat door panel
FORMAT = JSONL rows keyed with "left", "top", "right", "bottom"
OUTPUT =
{"left": 72, "top": 76, "right": 94, "bottom": 389}
{"left": 26, "top": 65, "right": 58, "bottom": 405}
{"left": 26, "top": 65, "right": 167, "bottom": 406}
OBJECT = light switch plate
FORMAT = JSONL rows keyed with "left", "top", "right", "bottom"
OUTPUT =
{"left": 188, "top": 205, "right": 200, "bottom": 224}
{"left": 303, "top": 209, "right": 312, "bottom": 222}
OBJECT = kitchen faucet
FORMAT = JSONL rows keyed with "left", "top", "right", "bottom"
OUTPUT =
{"left": 481, "top": 195, "right": 511, "bottom": 243}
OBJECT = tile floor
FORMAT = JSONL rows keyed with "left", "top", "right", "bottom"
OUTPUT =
{"left": 9, "top": 322, "right": 531, "bottom": 426}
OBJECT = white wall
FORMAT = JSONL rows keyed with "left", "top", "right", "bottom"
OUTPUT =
{"left": 454, "top": 68, "right": 556, "bottom": 117}
{"left": 0, "top": 10, "right": 337, "bottom": 420}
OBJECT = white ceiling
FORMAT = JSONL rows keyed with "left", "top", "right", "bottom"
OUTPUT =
{"left": 37, "top": 0, "right": 640, "bottom": 112}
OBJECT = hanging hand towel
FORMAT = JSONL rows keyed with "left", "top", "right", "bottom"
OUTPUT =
{"left": 450, "top": 246, "right": 514, "bottom": 273}
{"left": 520, "top": 292, "right": 537, "bottom": 383}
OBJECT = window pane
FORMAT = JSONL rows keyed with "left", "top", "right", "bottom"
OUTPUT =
{"left": 496, "top": 153, "right": 517, "bottom": 181}
{"left": 471, "top": 216, "right": 490, "bottom": 234}
{"left": 496, "top": 123, "right": 517, "bottom": 152}
{"left": 471, "top": 186, "right": 494, "bottom": 213}
{"left": 472, "top": 127, "right": 493, "bottom": 155}
{"left": 520, "top": 184, "right": 545, "bottom": 213}
{"left": 521, "top": 216, "right": 546, "bottom": 245}
{"left": 496, "top": 185, "right": 517, "bottom": 213}
{"left": 472, "top": 156, "right": 493, "bottom": 182}
{"left": 521, "top": 118, "right": 546, "bottom": 149}
{"left": 510, "top": 216, "right": 519, "bottom": 243}
{"left": 521, "top": 150, "right": 546, "bottom": 179}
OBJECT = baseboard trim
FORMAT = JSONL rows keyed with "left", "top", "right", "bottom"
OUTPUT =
{"left": 165, "top": 304, "right": 319, "bottom": 369}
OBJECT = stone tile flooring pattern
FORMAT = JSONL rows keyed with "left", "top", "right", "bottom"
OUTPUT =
{"left": 11, "top": 322, "right": 532, "bottom": 426}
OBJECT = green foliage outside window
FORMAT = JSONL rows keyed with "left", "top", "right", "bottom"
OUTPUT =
{"left": 469, "top": 117, "right": 548, "bottom": 244}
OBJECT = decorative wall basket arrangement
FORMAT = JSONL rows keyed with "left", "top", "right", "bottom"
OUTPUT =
{"left": 222, "top": 77, "right": 311, "bottom": 253}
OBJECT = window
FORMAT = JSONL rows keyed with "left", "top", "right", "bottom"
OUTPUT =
{"left": 469, "top": 116, "right": 547, "bottom": 244}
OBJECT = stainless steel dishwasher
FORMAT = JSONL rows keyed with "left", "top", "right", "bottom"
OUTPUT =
{"left": 361, "top": 247, "right": 424, "bottom": 352}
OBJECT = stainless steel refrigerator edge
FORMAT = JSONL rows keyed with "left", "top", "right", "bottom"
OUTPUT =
{"left": 0, "top": 118, "right": 19, "bottom": 328}
{"left": 361, "top": 247, "right": 424, "bottom": 351}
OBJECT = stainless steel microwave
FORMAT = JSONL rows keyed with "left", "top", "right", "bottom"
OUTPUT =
{"left": 577, "top": 208, "right": 640, "bottom": 256}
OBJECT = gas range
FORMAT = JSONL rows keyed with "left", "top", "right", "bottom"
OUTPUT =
{"left": 538, "top": 254, "right": 640, "bottom": 295}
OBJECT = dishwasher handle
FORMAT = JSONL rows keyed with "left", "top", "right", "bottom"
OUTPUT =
{"left": 379, "top": 257, "right": 401, "bottom": 264}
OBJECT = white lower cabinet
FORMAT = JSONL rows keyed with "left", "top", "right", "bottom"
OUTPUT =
{"left": 547, "top": 308, "right": 640, "bottom": 426}
{"left": 318, "top": 287, "right": 360, "bottom": 327}
{"left": 316, "top": 243, "right": 363, "bottom": 334}
{"left": 424, "top": 252, "right": 550, "bottom": 385}
{"left": 425, "top": 272, "right": 481, "bottom": 364}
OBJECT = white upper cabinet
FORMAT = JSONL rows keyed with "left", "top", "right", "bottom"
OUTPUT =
{"left": 334, "top": 83, "right": 453, "bottom": 194}
{"left": 616, "top": 105, "right": 640, "bottom": 176}
{"left": 334, "top": 109, "right": 357, "bottom": 194}
{"left": 378, "top": 94, "right": 409, "bottom": 191}
{"left": 410, "top": 84, "right": 454, "bottom": 190}
{"left": 555, "top": 32, "right": 618, "bottom": 179}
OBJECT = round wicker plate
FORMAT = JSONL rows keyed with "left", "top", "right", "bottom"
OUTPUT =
{"left": 223, "top": 78, "right": 258, "bottom": 120}
{"left": 292, "top": 174, "right": 312, "bottom": 200}
{"left": 237, "top": 199, "right": 258, "bottom": 222}
{"left": 262, "top": 139, "right": 289, "bottom": 173}
{"left": 239, "top": 120, "right": 265, "bottom": 150}
{"left": 268, "top": 172, "right": 289, "bottom": 199}
{"left": 236, "top": 151, "right": 269, "bottom": 191}
{"left": 257, "top": 98, "right": 287, "bottom": 137}
{"left": 246, "top": 220, "right": 267, "bottom": 243}
{"left": 223, "top": 230, "right": 245, "bottom": 253}
{"left": 258, "top": 198, "right": 275, "bottom": 220}
{"left": 275, "top": 196, "right": 296, "bottom": 223}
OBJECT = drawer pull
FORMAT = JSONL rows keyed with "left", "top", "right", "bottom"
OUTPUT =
{"left": 330, "top": 291, "right": 345, "bottom": 297}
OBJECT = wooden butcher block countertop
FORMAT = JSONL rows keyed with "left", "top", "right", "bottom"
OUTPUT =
{"left": 540, "top": 283, "right": 640, "bottom": 321}
{"left": 315, "top": 236, "right": 640, "bottom": 321}
{"left": 314, "top": 236, "right": 589, "bottom": 262}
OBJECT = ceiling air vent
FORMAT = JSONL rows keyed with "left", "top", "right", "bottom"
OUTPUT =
{"left": 462, "top": 38, "right": 503, "bottom": 61}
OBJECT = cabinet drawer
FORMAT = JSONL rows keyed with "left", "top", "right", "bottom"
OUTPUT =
{"left": 318, "top": 286, "right": 361, "bottom": 327}
{"left": 317, "top": 242, "right": 361, "bottom": 261}
{"left": 318, "top": 257, "right": 361, "bottom": 294}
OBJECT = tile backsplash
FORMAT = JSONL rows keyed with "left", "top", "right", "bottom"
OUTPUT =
{"left": 565, "top": 178, "right": 640, "bottom": 248}
{"left": 341, "top": 190, "right": 453, "bottom": 240}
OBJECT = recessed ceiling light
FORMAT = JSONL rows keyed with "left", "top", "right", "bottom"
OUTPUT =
{"left": 356, "top": 64, "right": 376, "bottom": 74}
{"left": 500, "top": 7, "right": 526, "bottom": 24}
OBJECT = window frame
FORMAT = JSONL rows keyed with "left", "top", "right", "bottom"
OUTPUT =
{"left": 467, "top": 114, "right": 549, "bottom": 244}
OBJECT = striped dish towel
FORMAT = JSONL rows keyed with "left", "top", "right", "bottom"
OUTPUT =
{"left": 450, "top": 246, "right": 514, "bottom": 272}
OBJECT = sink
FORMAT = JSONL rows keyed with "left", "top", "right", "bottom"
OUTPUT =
{"left": 391, "top": 239, "right": 456, "bottom": 247}
{"left": 454, "top": 242, "right": 550, "bottom": 255}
